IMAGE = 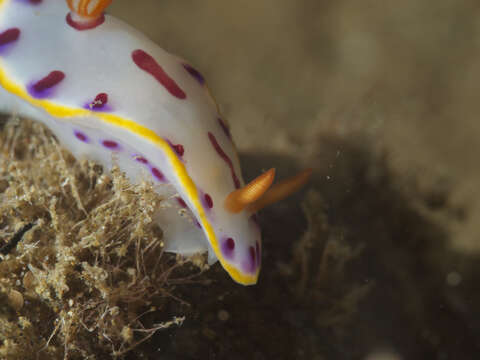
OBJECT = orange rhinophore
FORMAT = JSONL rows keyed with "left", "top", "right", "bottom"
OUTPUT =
{"left": 224, "top": 169, "right": 276, "bottom": 213}
{"left": 248, "top": 168, "right": 313, "bottom": 213}
{"left": 66, "top": 0, "right": 112, "bottom": 20}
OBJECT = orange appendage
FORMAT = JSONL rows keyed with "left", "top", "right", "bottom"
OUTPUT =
{"left": 248, "top": 168, "right": 312, "bottom": 213}
{"left": 225, "top": 168, "right": 276, "bottom": 213}
{"left": 66, "top": 0, "right": 113, "bottom": 19}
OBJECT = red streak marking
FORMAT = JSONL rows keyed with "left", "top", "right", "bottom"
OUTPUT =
{"left": 102, "top": 140, "right": 119, "bottom": 149}
{"left": 152, "top": 168, "right": 166, "bottom": 181}
{"left": 134, "top": 156, "right": 148, "bottom": 164}
{"left": 66, "top": 13, "right": 105, "bottom": 31}
{"left": 33, "top": 71, "right": 65, "bottom": 92}
{"left": 250, "top": 246, "right": 256, "bottom": 260}
{"left": 0, "top": 28, "right": 20, "bottom": 46}
{"left": 204, "top": 194, "right": 213, "bottom": 209}
{"left": 249, "top": 246, "right": 256, "bottom": 269}
{"left": 132, "top": 49, "right": 186, "bottom": 99}
{"left": 208, "top": 132, "right": 240, "bottom": 189}
{"left": 217, "top": 117, "right": 232, "bottom": 140}
{"left": 176, "top": 197, "right": 187, "bottom": 208}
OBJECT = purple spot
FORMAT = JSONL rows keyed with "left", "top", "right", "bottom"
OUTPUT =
{"left": 208, "top": 132, "right": 240, "bottom": 189}
{"left": 183, "top": 63, "right": 205, "bottom": 85}
{"left": 221, "top": 237, "right": 235, "bottom": 259}
{"left": 217, "top": 118, "right": 232, "bottom": 140}
{"left": 0, "top": 28, "right": 20, "bottom": 54}
{"left": 132, "top": 49, "right": 186, "bottom": 99}
{"left": 151, "top": 168, "right": 166, "bottom": 182}
{"left": 66, "top": 12, "right": 105, "bottom": 31}
{"left": 28, "top": 71, "right": 65, "bottom": 99}
{"left": 102, "top": 140, "right": 120, "bottom": 150}
{"left": 134, "top": 155, "right": 148, "bottom": 164}
{"left": 85, "top": 92, "right": 111, "bottom": 111}
{"left": 242, "top": 246, "right": 257, "bottom": 273}
{"left": 194, "top": 219, "right": 202, "bottom": 229}
{"left": 74, "top": 130, "right": 89, "bottom": 143}
{"left": 203, "top": 193, "right": 213, "bottom": 209}
{"left": 176, "top": 197, "right": 187, "bottom": 208}
{"left": 173, "top": 144, "right": 184, "bottom": 156}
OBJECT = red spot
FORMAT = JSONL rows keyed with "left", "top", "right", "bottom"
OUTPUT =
{"left": 132, "top": 49, "right": 186, "bottom": 99}
{"left": 166, "top": 139, "right": 185, "bottom": 157}
{"left": 208, "top": 132, "right": 240, "bottom": 189}
{"left": 0, "top": 28, "right": 20, "bottom": 46}
{"left": 91, "top": 93, "right": 108, "bottom": 108}
{"left": 176, "top": 197, "right": 187, "bottom": 208}
{"left": 151, "top": 167, "right": 166, "bottom": 182}
{"left": 226, "top": 238, "right": 235, "bottom": 251}
{"left": 102, "top": 140, "right": 119, "bottom": 149}
{"left": 172, "top": 144, "right": 184, "bottom": 156}
{"left": 204, "top": 194, "right": 213, "bottom": 209}
{"left": 221, "top": 237, "right": 235, "bottom": 258}
{"left": 32, "top": 71, "right": 65, "bottom": 93}
{"left": 66, "top": 12, "right": 105, "bottom": 31}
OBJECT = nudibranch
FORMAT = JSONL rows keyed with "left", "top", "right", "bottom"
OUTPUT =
{"left": 0, "top": 0, "right": 310, "bottom": 285}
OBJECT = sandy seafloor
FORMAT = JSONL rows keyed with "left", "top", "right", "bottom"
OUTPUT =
{"left": 2, "top": 0, "right": 480, "bottom": 359}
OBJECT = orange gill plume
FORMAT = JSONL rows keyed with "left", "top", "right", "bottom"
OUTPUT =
{"left": 66, "top": 0, "right": 113, "bottom": 19}
{"left": 247, "top": 168, "right": 312, "bottom": 213}
{"left": 224, "top": 169, "right": 276, "bottom": 213}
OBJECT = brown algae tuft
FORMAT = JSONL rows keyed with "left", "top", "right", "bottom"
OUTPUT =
{"left": 0, "top": 116, "right": 191, "bottom": 359}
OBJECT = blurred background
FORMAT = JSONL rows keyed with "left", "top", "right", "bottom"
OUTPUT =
{"left": 107, "top": 1, "right": 479, "bottom": 359}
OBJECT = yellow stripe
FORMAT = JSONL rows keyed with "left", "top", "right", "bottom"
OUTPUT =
{"left": 0, "top": 57, "right": 258, "bottom": 284}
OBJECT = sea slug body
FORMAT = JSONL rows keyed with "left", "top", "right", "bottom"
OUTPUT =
{"left": 0, "top": 0, "right": 310, "bottom": 285}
